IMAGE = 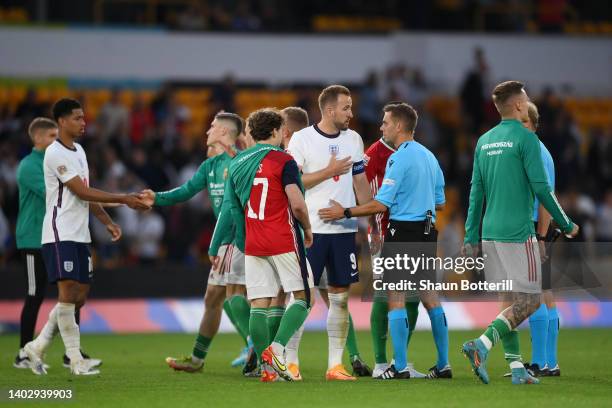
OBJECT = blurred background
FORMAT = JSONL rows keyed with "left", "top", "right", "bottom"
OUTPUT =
{"left": 0, "top": 0, "right": 611, "bottom": 333}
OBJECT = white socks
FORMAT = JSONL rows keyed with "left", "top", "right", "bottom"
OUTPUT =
{"left": 479, "top": 334, "right": 493, "bottom": 351}
{"left": 31, "top": 304, "right": 60, "bottom": 352}
{"left": 327, "top": 291, "right": 349, "bottom": 369}
{"left": 57, "top": 302, "right": 82, "bottom": 364}
{"left": 285, "top": 323, "right": 304, "bottom": 366}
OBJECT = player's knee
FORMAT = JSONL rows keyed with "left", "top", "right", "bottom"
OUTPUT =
{"left": 327, "top": 290, "right": 348, "bottom": 309}
{"left": 419, "top": 290, "right": 440, "bottom": 310}
{"left": 251, "top": 298, "right": 271, "bottom": 309}
{"left": 58, "top": 281, "right": 80, "bottom": 303}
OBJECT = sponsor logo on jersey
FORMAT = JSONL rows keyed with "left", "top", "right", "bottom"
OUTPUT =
{"left": 329, "top": 145, "right": 339, "bottom": 155}
{"left": 481, "top": 141, "right": 514, "bottom": 150}
{"left": 388, "top": 159, "right": 394, "bottom": 168}
{"left": 57, "top": 165, "right": 67, "bottom": 175}
{"left": 64, "top": 261, "right": 73, "bottom": 272}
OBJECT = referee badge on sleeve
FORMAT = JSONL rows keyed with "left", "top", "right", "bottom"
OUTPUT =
{"left": 64, "top": 261, "right": 74, "bottom": 273}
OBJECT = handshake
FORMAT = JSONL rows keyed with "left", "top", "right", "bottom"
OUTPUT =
{"left": 118, "top": 189, "right": 156, "bottom": 211}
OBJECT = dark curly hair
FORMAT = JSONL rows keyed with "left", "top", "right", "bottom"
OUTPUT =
{"left": 247, "top": 108, "right": 284, "bottom": 141}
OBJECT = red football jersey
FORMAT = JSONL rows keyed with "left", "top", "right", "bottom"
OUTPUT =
{"left": 364, "top": 138, "right": 395, "bottom": 236}
{"left": 244, "top": 150, "right": 302, "bottom": 256}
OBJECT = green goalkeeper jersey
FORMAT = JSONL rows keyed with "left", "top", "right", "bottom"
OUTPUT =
{"left": 154, "top": 152, "right": 232, "bottom": 218}
{"left": 16, "top": 148, "right": 46, "bottom": 249}
{"left": 464, "top": 119, "right": 574, "bottom": 244}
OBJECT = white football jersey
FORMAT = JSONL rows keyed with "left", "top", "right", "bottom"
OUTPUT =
{"left": 41, "top": 140, "right": 91, "bottom": 244}
{"left": 287, "top": 124, "right": 364, "bottom": 234}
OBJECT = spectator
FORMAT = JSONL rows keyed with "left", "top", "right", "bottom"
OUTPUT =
{"left": 358, "top": 70, "right": 382, "bottom": 144}
{"left": 211, "top": 73, "right": 236, "bottom": 113}
{"left": 596, "top": 190, "right": 612, "bottom": 242}
{"left": 460, "top": 47, "right": 488, "bottom": 134}
{"left": 129, "top": 93, "right": 154, "bottom": 146}
{"left": 133, "top": 210, "right": 165, "bottom": 263}
{"left": 97, "top": 88, "right": 130, "bottom": 150}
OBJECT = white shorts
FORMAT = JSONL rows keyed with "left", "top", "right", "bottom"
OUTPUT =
{"left": 224, "top": 245, "right": 245, "bottom": 285}
{"left": 482, "top": 237, "right": 541, "bottom": 294}
{"left": 207, "top": 244, "right": 228, "bottom": 287}
{"left": 245, "top": 252, "right": 314, "bottom": 300}
{"left": 207, "top": 244, "right": 246, "bottom": 286}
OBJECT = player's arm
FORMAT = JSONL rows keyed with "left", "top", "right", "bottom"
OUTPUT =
{"left": 283, "top": 160, "right": 313, "bottom": 246}
{"left": 353, "top": 172, "right": 372, "bottom": 205}
{"left": 537, "top": 205, "right": 552, "bottom": 236}
{"left": 209, "top": 192, "right": 234, "bottom": 257}
{"left": 63, "top": 176, "right": 148, "bottom": 210}
{"left": 151, "top": 161, "right": 208, "bottom": 206}
{"left": 522, "top": 134, "right": 576, "bottom": 236}
{"left": 435, "top": 161, "right": 446, "bottom": 211}
{"left": 463, "top": 150, "right": 485, "bottom": 247}
{"left": 224, "top": 174, "right": 246, "bottom": 253}
{"left": 46, "top": 150, "right": 147, "bottom": 209}
{"left": 536, "top": 149, "right": 555, "bottom": 238}
{"left": 90, "top": 203, "right": 122, "bottom": 241}
{"left": 319, "top": 155, "right": 392, "bottom": 221}
{"left": 17, "top": 161, "right": 46, "bottom": 199}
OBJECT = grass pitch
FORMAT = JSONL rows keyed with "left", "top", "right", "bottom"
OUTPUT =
{"left": 0, "top": 329, "right": 610, "bottom": 407}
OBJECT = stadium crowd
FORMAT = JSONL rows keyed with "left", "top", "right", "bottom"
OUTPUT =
{"left": 0, "top": 60, "right": 610, "bottom": 267}
{"left": 3, "top": 0, "right": 610, "bottom": 34}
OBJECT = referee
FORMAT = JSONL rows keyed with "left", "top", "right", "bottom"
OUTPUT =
{"left": 14, "top": 117, "right": 99, "bottom": 369}
{"left": 319, "top": 102, "right": 448, "bottom": 380}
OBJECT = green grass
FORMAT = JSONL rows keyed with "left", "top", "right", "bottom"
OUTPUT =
{"left": 1, "top": 329, "right": 610, "bottom": 407}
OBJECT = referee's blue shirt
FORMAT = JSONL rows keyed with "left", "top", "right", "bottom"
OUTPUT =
{"left": 533, "top": 140, "right": 555, "bottom": 221}
{"left": 375, "top": 140, "right": 445, "bottom": 222}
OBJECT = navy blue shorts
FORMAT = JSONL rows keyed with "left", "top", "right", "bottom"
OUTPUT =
{"left": 42, "top": 241, "right": 93, "bottom": 284}
{"left": 307, "top": 233, "right": 358, "bottom": 287}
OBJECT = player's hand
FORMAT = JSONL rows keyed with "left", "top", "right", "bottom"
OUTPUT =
{"left": 565, "top": 223, "right": 579, "bottom": 239}
{"left": 461, "top": 243, "right": 480, "bottom": 258}
{"left": 139, "top": 189, "right": 155, "bottom": 208}
{"left": 537, "top": 240, "right": 548, "bottom": 263}
{"left": 124, "top": 193, "right": 151, "bottom": 211}
{"left": 318, "top": 199, "right": 344, "bottom": 221}
{"left": 209, "top": 255, "right": 221, "bottom": 272}
{"left": 303, "top": 228, "right": 313, "bottom": 248}
{"left": 304, "top": 229, "right": 314, "bottom": 248}
{"left": 326, "top": 154, "right": 352, "bottom": 178}
{"left": 106, "top": 222, "right": 122, "bottom": 242}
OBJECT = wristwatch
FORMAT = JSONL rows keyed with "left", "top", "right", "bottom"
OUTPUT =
{"left": 343, "top": 208, "right": 352, "bottom": 219}
{"left": 536, "top": 234, "right": 546, "bottom": 241}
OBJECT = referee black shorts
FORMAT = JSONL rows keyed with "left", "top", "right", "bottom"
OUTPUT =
{"left": 535, "top": 222, "right": 553, "bottom": 290}
{"left": 381, "top": 219, "right": 438, "bottom": 287}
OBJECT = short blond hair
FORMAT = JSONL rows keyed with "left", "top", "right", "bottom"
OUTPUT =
{"left": 281, "top": 106, "right": 309, "bottom": 131}
{"left": 28, "top": 117, "right": 57, "bottom": 142}
{"left": 527, "top": 101, "right": 539, "bottom": 130}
